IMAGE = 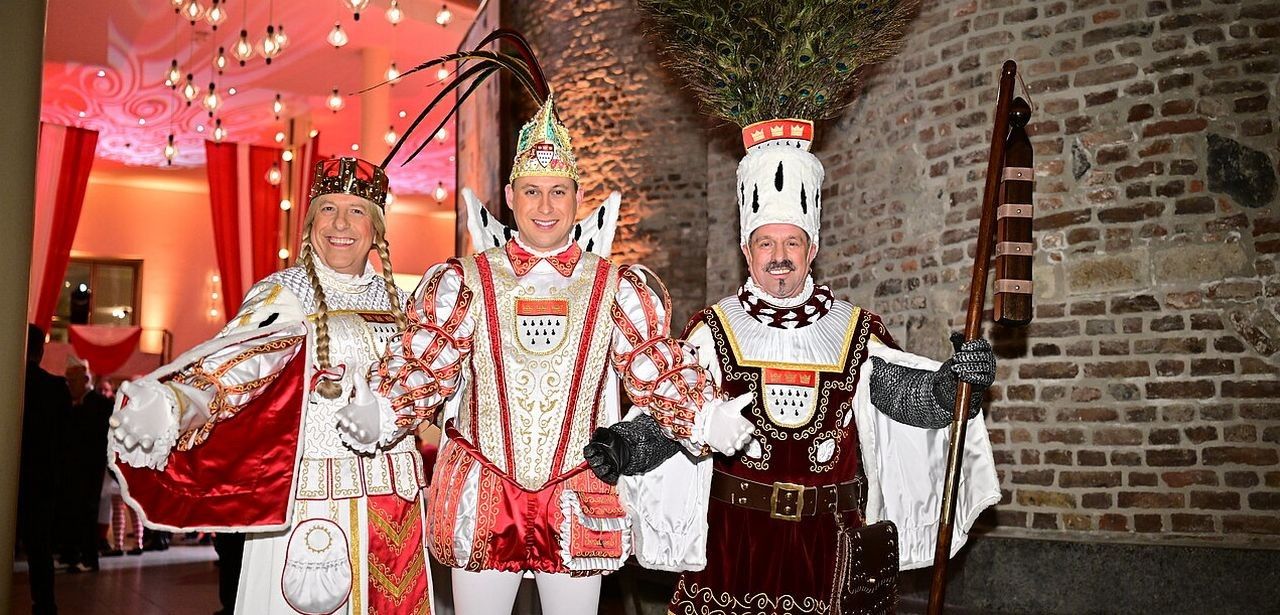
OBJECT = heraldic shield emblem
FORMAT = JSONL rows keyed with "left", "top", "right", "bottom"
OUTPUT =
{"left": 516, "top": 297, "right": 569, "bottom": 353}
{"left": 762, "top": 367, "right": 819, "bottom": 428}
{"left": 534, "top": 142, "right": 555, "bottom": 167}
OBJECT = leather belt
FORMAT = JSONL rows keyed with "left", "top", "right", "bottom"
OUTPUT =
{"left": 710, "top": 470, "right": 865, "bottom": 522}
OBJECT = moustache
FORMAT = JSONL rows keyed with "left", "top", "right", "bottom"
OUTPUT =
{"left": 764, "top": 259, "right": 796, "bottom": 274}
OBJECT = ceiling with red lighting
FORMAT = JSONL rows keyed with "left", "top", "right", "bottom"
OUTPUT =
{"left": 41, "top": 0, "right": 478, "bottom": 195}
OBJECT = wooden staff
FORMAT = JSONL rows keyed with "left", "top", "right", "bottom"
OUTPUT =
{"left": 926, "top": 59, "right": 1034, "bottom": 614}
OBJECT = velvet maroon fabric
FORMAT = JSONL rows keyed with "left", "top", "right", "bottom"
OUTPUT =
{"left": 672, "top": 307, "right": 899, "bottom": 614}
{"left": 115, "top": 353, "right": 305, "bottom": 529}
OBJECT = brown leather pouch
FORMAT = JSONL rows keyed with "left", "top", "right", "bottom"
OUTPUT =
{"left": 832, "top": 520, "right": 899, "bottom": 615}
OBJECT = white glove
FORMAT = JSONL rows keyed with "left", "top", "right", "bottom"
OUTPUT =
{"left": 335, "top": 372, "right": 383, "bottom": 453}
{"left": 698, "top": 393, "right": 755, "bottom": 455}
{"left": 110, "top": 380, "right": 179, "bottom": 463}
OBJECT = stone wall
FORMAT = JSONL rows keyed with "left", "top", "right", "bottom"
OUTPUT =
{"left": 706, "top": 0, "right": 1280, "bottom": 544}
{"left": 501, "top": 0, "right": 711, "bottom": 326}
{"left": 507, "top": 0, "right": 1280, "bottom": 547}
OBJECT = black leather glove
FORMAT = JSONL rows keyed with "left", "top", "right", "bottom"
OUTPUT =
{"left": 584, "top": 427, "right": 629, "bottom": 485}
{"left": 583, "top": 414, "right": 683, "bottom": 485}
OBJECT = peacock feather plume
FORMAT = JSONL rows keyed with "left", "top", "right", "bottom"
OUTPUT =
{"left": 637, "top": 0, "right": 918, "bottom": 126}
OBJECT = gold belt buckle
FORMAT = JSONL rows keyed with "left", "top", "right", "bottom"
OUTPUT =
{"left": 770, "top": 481, "right": 806, "bottom": 521}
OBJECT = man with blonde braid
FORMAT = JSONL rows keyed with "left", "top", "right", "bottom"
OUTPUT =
{"left": 109, "top": 157, "right": 436, "bottom": 614}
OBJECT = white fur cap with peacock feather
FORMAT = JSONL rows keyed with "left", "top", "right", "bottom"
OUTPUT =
{"left": 737, "top": 118, "right": 824, "bottom": 247}
{"left": 638, "top": 0, "right": 917, "bottom": 249}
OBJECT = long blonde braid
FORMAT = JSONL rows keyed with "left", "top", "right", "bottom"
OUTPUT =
{"left": 298, "top": 217, "right": 343, "bottom": 400}
{"left": 368, "top": 208, "right": 407, "bottom": 330}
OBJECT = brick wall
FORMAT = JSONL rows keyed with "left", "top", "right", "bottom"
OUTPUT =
{"left": 502, "top": 0, "right": 711, "bottom": 326}
{"left": 510, "top": 0, "right": 1279, "bottom": 546}
{"left": 706, "top": 0, "right": 1279, "bottom": 544}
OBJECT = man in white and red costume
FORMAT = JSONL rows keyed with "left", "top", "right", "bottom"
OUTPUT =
{"left": 336, "top": 86, "right": 753, "bottom": 614}
{"left": 108, "top": 157, "right": 435, "bottom": 614}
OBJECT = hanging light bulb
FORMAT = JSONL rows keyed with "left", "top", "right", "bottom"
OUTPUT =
{"left": 384, "top": 126, "right": 398, "bottom": 146}
{"left": 279, "top": 198, "right": 292, "bottom": 211}
{"left": 434, "top": 127, "right": 448, "bottom": 142}
{"left": 203, "top": 82, "right": 221, "bottom": 116}
{"left": 233, "top": 29, "right": 255, "bottom": 65}
{"left": 182, "top": 73, "right": 199, "bottom": 105}
{"left": 260, "top": 25, "right": 281, "bottom": 64}
{"left": 213, "top": 47, "right": 228, "bottom": 74}
{"left": 272, "top": 93, "right": 284, "bottom": 119}
{"left": 165, "top": 59, "right": 181, "bottom": 88}
{"left": 181, "top": 0, "right": 204, "bottom": 25}
{"left": 385, "top": 62, "right": 400, "bottom": 84}
{"left": 436, "top": 66, "right": 449, "bottom": 82}
{"left": 278, "top": 248, "right": 290, "bottom": 260}
{"left": 326, "top": 88, "right": 345, "bottom": 113}
{"left": 266, "top": 163, "right": 282, "bottom": 186}
{"left": 327, "top": 23, "right": 348, "bottom": 48}
{"left": 164, "top": 134, "right": 179, "bottom": 165}
{"left": 343, "top": 0, "right": 371, "bottom": 21}
{"left": 435, "top": 3, "right": 453, "bottom": 26}
{"left": 212, "top": 119, "right": 227, "bottom": 143}
{"left": 274, "top": 24, "right": 289, "bottom": 49}
{"left": 385, "top": 0, "right": 403, "bottom": 25}
{"left": 433, "top": 182, "right": 448, "bottom": 203}
{"left": 205, "top": 0, "right": 226, "bottom": 29}
{"left": 281, "top": 149, "right": 295, "bottom": 162}
{"left": 385, "top": 191, "right": 396, "bottom": 206}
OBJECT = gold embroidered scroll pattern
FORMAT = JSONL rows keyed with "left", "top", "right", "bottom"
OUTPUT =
{"left": 174, "top": 334, "right": 306, "bottom": 450}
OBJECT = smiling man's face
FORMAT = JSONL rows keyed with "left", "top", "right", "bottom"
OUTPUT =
{"left": 505, "top": 175, "right": 582, "bottom": 251}
{"left": 742, "top": 223, "right": 817, "bottom": 299}
{"left": 309, "top": 193, "right": 375, "bottom": 275}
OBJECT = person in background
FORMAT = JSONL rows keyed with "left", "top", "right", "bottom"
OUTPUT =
{"left": 19, "top": 323, "right": 71, "bottom": 615}
{"left": 61, "top": 358, "right": 113, "bottom": 572}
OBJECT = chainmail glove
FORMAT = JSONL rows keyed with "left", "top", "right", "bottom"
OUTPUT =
{"left": 869, "top": 332, "right": 995, "bottom": 429}
{"left": 932, "top": 331, "right": 995, "bottom": 417}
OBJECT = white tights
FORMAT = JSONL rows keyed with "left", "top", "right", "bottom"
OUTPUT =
{"left": 451, "top": 568, "right": 601, "bottom": 615}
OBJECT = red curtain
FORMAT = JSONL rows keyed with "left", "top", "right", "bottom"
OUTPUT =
{"left": 32, "top": 124, "right": 99, "bottom": 332}
{"left": 249, "top": 145, "right": 283, "bottom": 281}
{"left": 68, "top": 325, "right": 142, "bottom": 377}
{"left": 294, "top": 133, "right": 322, "bottom": 254}
{"left": 204, "top": 140, "right": 245, "bottom": 316}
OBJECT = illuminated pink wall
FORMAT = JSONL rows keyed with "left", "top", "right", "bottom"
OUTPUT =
{"left": 71, "top": 170, "right": 223, "bottom": 356}
{"left": 66, "top": 167, "right": 457, "bottom": 358}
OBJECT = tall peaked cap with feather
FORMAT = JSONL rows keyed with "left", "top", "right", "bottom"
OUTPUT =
{"left": 639, "top": 0, "right": 916, "bottom": 247}
{"left": 377, "top": 29, "right": 617, "bottom": 256}
{"left": 376, "top": 29, "right": 577, "bottom": 182}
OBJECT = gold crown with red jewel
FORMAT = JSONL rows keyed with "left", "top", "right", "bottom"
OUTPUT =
{"left": 309, "top": 157, "right": 389, "bottom": 209}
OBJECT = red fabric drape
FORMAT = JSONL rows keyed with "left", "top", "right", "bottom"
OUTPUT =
{"left": 294, "top": 133, "right": 322, "bottom": 255}
{"left": 34, "top": 124, "right": 98, "bottom": 332}
{"left": 68, "top": 325, "right": 142, "bottom": 377}
{"left": 248, "top": 146, "right": 283, "bottom": 281}
{"left": 204, "top": 141, "right": 244, "bottom": 316}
